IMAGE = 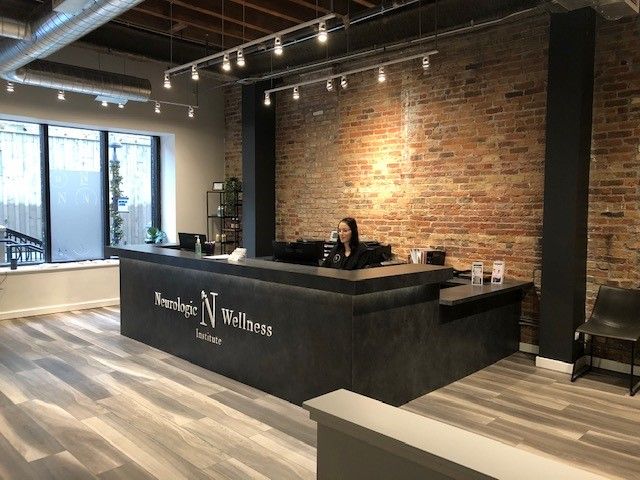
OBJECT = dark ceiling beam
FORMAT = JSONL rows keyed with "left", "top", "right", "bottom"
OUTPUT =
{"left": 226, "top": 0, "right": 308, "bottom": 24}
{"left": 170, "top": 21, "right": 188, "bottom": 33}
{"left": 353, "top": 0, "right": 376, "bottom": 7}
{"left": 286, "top": 0, "right": 332, "bottom": 14}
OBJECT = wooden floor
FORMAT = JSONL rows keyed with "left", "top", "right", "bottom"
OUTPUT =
{"left": 2, "top": 309, "right": 639, "bottom": 479}
{"left": 403, "top": 352, "right": 640, "bottom": 480}
{"left": 0, "top": 307, "right": 316, "bottom": 479}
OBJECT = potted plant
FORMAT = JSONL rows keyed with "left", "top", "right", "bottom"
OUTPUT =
{"left": 145, "top": 226, "right": 167, "bottom": 244}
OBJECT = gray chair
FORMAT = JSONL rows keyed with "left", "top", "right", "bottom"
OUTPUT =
{"left": 571, "top": 285, "right": 640, "bottom": 396}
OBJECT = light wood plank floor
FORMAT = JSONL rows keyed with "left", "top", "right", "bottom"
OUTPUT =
{"left": 0, "top": 307, "right": 316, "bottom": 479}
{"left": 403, "top": 352, "right": 640, "bottom": 480}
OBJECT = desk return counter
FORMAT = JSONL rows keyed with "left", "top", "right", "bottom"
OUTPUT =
{"left": 108, "top": 245, "right": 530, "bottom": 406}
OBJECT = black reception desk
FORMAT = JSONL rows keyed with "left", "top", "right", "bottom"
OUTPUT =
{"left": 108, "top": 245, "right": 529, "bottom": 406}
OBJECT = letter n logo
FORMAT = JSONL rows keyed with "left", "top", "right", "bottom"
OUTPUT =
{"left": 200, "top": 291, "right": 218, "bottom": 328}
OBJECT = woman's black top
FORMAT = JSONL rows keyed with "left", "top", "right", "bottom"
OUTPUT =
{"left": 321, "top": 243, "right": 369, "bottom": 270}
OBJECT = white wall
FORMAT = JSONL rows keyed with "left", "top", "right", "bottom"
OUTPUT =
{"left": 0, "top": 262, "right": 119, "bottom": 320}
{"left": 0, "top": 43, "right": 226, "bottom": 240}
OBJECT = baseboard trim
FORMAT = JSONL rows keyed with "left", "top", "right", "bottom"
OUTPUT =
{"left": 519, "top": 342, "right": 539, "bottom": 355}
{"left": 535, "top": 356, "right": 575, "bottom": 374}
{"left": 535, "top": 353, "right": 632, "bottom": 376}
{"left": 0, "top": 298, "right": 120, "bottom": 321}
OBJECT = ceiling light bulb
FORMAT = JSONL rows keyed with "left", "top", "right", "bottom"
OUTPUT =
{"left": 154, "top": 101, "right": 161, "bottom": 114}
{"left": 188, "top": 106, "right": 195, "bottom": 118}
{"left": 378, "top": 66, "right": 386, "bottom": 83}
{"left": 326, "top": 78, "right": 333, "bottom": 92}
{"left": 340, "top": 75, "right": 348, "bottom": 89}
{"left": 118, "top": 103, "right": 124, "bottom": 109}
{"left": 264, "top": 91, "right": 271, "bottom": 106}
{"left": 57, "top": 90, "right": 65, "bottom": 101}
{"left": 6, "top": 81, "right": 14, "bottom": 93}
{"left": 101, "top": 100, "right": 108, "bottom": 107}
{"left": 222, "top": 54, "right": 231, "bottom": 71}
{"left": 292, "top": 86, "right": 299, "bottom": 100}
{"left": 318, "top": 21, "right": 327, "bottom": 43}
{"left": 274, "top": 36, "right": 283, "bottom": 56}
{"left": 422, "top": 55, "right": 430, "bottom": 71}
{"left": 237, "top": 49, "right": 245, "bottom": 67}
{"left": 191, "top": 64, "right": 199, "bottom": 81}
{"left": 163, "top": 73, "right": 171, "bottom": 89}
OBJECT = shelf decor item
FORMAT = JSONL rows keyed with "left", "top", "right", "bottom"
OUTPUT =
{"left": 212, "top": 181, "right": 224, "bottom": 191}
{"left": 224, "top": 176, "right": 242, "bottom": 210}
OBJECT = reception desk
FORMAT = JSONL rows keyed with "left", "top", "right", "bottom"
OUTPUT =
{"left": 108, "top": 245, "right": 529, "bottom": 406}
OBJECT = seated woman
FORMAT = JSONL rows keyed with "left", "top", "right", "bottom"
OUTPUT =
{"left": 321, "top": 217, "right": 369, "bottom": 270}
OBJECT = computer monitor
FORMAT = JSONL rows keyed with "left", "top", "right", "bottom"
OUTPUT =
{"left": 178, "top": 232, "right": 206, "bottom": 251}
{"left": 272, "top": 240, "right": 324, "bottom": 266}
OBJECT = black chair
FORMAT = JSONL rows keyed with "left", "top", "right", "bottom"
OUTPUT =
{"left": 571, "top": 285, "right": 640, "bottom": 396}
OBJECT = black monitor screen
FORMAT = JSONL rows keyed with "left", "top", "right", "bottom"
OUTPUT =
{"left": 272, "top": 240, "right": 324, "bottom": 266}
{"left": 178, "top": 232, "right": 206, "bottom": 251}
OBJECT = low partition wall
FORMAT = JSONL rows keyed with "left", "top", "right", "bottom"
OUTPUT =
{"left": 304, "top": 389, "right": 609, "bottom": 480}
{"left": 0, "top": 261, "right": 119, "bottom": 320}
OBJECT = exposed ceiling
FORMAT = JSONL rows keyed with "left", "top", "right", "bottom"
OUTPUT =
{"left": 1, "top": 0, "right": 553, "bottom": 92}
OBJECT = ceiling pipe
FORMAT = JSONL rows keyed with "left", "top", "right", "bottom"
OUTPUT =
{"left": 4, "top": 60, "right": 151, "bottom": 101}
{"left": 0, "top": 17, "right": 29, "bottom": 40}
{"left": 0, "top": 0, "right": 149, "bottom": 102}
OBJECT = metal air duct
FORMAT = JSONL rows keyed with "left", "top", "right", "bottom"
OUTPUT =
{"left": 0, "top": 17, "right": 29, "bottom": 40}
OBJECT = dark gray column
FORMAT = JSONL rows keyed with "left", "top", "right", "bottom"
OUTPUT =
{"left": 539, "top": 8, "right": 596, "bottom": 363}
{"left": 242, "top": 82, "right": 276, "bottom": 258}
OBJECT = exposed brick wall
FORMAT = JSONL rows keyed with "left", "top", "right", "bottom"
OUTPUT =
{"left": 588, "top": 17, "right": 640, "bottom": 363}
{"left": 223, "top": 14, "right": 640, "bottom": 363}
{"left": 224, "top": 85, "right": 242, "bottom": 181}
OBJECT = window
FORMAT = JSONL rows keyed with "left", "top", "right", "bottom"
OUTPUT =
{"left": 0, "top": 119, "right": 160, "bottom": 266}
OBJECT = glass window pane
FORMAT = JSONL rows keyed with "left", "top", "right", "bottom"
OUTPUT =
{"left": 0, "top": 119, "right": 44, "bottom": 266}
{"left": 108, "top": 133, "right": 153, "bottom": 245}
{"left": 48, "top": 126, "right": 103, "bottom": 262}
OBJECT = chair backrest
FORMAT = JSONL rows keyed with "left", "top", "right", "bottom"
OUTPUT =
{"left": 591, "top": 285, "right": 640, "bottom": 329}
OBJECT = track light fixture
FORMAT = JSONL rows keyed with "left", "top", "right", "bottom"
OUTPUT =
{"left": 6, "top": 81, "right": 14, "bottom": 93}
{"left": 293, "top": 85, "right": 299, "bottom": 100}
{"left": 57, "top": 90, "right": 65, "bottom": 101}
{"left": 191, "top": 65, "right": 199, "bottom": 80}
{"left": 422, "top": 55, "right": 430, "bottom": 71}
{"left": 274, "top": 36, "right": 283, "bottom": 56}
{"left": 377, "top": 66, "right": 386, "bottom": 83}
{"left": 264, "top": 91, "right": 271, "bottom": 106}
{"left": 237, "top": 49, "right": 245, "bottom": 67}
{"left": 341, "top": 75, "right": 348, "bottom": 89}
{"left": 101, "top": 100, "right": 108, "bottom": 107}
{"left": 154, "top": 101, "right": 161, "bottom": 114}
{"left": 118, "top": 103, "right": 124, "bottom": 109}
{"left": 163, "top": 73, "right": 171, "bottom": 89}
{"left": 326, "top": 78, "right": 333, "bottom": 92}
{"left": 188, "top": 106, "right": 194, "bottom": 118}
{"left": 222, "top": 54, "right": 231, "bottom": 71}
{"left": 318, "top": 21, "right": 327, "bottom": 43}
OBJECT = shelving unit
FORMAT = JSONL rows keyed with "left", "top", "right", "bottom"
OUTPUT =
{"left": 206, "top": 189, "right": 242, "bottom": 255}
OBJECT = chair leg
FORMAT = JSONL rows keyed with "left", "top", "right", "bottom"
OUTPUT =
{"left": 571, "top": 334, "right": 593, "bottom": 383}
{"left": 631, "top": 342, "right": 640, "bottom": 397}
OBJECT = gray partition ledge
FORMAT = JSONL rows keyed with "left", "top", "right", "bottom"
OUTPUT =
{"left": 439, "top": 279, "right": 533, "bottom": 306}
{"left": 107, "top": 244, "right": 453, "bottom": 295}
{"left": 304, "top": 389, "right": 609, "bottom": 480}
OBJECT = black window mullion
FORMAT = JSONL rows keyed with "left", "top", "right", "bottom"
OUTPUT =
{"left": 40, "top": 124, "right": 51, "bottom": 263}
{"left": 100, "top": 131, "right": 109, "bottom": 256}
{"left": 151, "top": 135, "right": 161, "bottom": 229}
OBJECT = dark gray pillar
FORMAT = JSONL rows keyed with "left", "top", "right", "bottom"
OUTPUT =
{"left": 539, "top": 8, "right": 596, "bottom": 363}
{"left": 242, "top": 82, "right": 276, "bottom": 258}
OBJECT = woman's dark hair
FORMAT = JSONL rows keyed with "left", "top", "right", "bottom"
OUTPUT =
{"left": 339, "top": 217, "right": 360, "bottom": 250}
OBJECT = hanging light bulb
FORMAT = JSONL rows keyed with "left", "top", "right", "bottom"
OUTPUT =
{"left": 264, "top": 91, "right": 271, "bottom": 106}
{"left": 274, "top": 36, "right": 283, "bottom": 56}
{"left": 326, "top": 78, "right": 333, "bottom": 92}
{"left": 57, "top": 90, "right": 65, "bottom": 101}
{"left": 222, "top": 54, "right": 231, "bottom": 71}
{"left": 188, "top": 106, "right": 195, "bottom": 118}
{"left": 191, "top": 64, "right": 199, "bottom": 81}
{"left": 101, "top": 100, "right": 108, "bottom": 107}
{"left": 118, "top": 103, "right": 124, "bottom": 109}
{"left": 340, "top": 75, "right": 348, "bottom": 89}
{"left": 318, "top": 21, "right": 327, "bottom": 43}
{"left": 237, "top": 49, "right": 245, "bottom": 67}
{"left": 154, "top": 101, "right": 161, "bottom": 114}
{"left": 163, "top": 73, "right": 171, "bottom": 89}
{"left": 6, "top": 81, "right": 14, "bottom": 93}
{"left": 377, "top": 66, "right": 386, "bottom": 83}
{"left": 422, "top": 55, "right": 430, "bottom": 71}
{"left": 292, "top": 85, "right": 299, "bottom": 100}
